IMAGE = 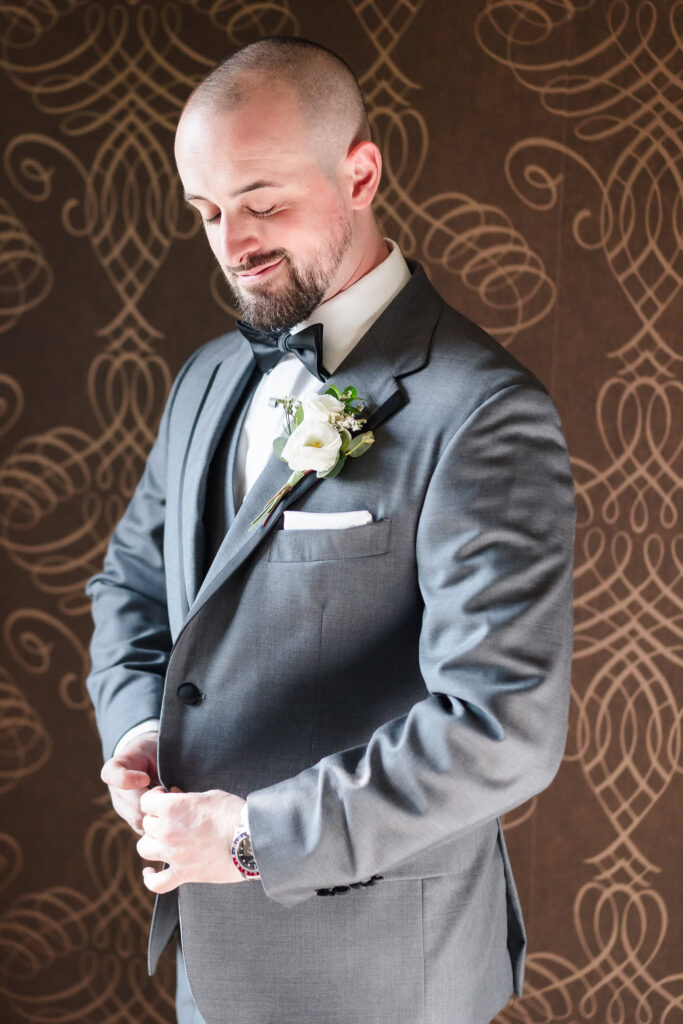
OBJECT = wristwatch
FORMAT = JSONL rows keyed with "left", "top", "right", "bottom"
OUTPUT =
{"left": 231, "top": 804, "right": 260, "bottom": 879}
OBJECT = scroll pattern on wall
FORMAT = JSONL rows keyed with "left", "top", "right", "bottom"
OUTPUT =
{"left": 0, "top": 1, "right": 680, "bottom": 1021}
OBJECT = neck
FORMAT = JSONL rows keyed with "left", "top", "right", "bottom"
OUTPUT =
{"left": 324, "top": 229, "right": 390, "bottom": 303}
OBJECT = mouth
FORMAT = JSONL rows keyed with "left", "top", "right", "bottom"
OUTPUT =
{"left": 236, "top": 258, "right": 284, "bottom": 283}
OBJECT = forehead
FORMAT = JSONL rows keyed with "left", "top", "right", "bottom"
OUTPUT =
{"left": 174, "top": 89, "right": 319, "bottom": 192}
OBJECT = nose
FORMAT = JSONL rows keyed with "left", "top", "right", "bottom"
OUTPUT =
{"left": 215, "top": 212, "right": 261, "bottom": 270}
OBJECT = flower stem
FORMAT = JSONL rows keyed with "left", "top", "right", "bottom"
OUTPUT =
{"left": 249, "top": 470, "right": 308, "bottom": 529}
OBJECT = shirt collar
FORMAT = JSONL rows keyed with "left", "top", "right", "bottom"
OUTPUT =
{"left": 291, "top": 238, "right": 411, "bottom": 375}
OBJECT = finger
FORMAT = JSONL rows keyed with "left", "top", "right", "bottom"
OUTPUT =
{"left": 101, "top": 758, "right": 150, "bottom": 790}
{"left": 142, "top": 865, "right": 181, "bottom": 894}
{"left": 140, "top": 786, "right": 182, "bottom": 815}
{"left": 114, "top": 808, "right": 145, "bottom": 836}
{"left": 141, "top": 813, "right": 159, "bottom": 839}
{"left": 136, "top": 834, "right": 166, "bottom": 862}
{"left": 110, "top": 794, "right": 144, "bottom": 834}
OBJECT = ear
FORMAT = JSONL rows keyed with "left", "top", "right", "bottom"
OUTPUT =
{"left": 345, "top": 140, "right": 382, "bottom": 210}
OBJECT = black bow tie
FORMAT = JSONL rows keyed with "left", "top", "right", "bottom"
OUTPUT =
{"left": 236, "top": 320, "right": 329, "bottom": 382}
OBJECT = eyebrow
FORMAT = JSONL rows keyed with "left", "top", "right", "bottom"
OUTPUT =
{"left": 183, "top": 180, "right": 281, "bottom": 203}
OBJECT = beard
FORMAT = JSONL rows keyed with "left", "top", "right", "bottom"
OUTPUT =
{"left": 224, "top": 217, "right": 353, "bottom": 331}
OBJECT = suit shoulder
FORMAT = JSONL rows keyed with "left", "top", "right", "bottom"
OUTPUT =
{"left": 431, "top": 302, "right": 546, "bottom": 393}
{"left": 160, "top": 329, "right": 247, "bottom": 425}
{"left": 174, "top": 329, "right": 243, "bottom": 381}
{"left": 401, "top": 294, "right": 562, "bottom": 440}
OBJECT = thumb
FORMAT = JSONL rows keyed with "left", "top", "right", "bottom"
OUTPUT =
{"left": 101, "top": 758, "right": 150, "bottom": 790}
{"left": 142, "top": 865, "right": 180, "bottom": 894}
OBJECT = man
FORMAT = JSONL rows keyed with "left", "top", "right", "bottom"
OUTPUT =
{"left": 86, "top": 37, "right": 575, "bottom": 1024}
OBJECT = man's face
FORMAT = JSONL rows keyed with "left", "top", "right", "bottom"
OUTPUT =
{"left": 175, "top": 89, "right": 355, "bottom": 330}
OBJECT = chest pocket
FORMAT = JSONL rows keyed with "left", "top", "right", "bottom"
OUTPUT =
{"left": 267, "top": 518, "right": 392, "bottom": 563}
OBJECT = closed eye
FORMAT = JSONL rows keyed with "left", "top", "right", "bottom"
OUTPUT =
{"left": 248, "top": 206, "right": 276, "bottom": 219}
{"left": 202, "top": 206, "right": 276, "bottom": 225}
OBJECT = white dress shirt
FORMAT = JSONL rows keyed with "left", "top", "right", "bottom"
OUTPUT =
{"left": 234, "top": 238, "right": 410, "bottom": 505}
{"left": 112, "top": 239, "right": 411, "bottom": 758}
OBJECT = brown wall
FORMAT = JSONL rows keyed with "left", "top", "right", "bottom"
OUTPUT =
{"left": 1, "top": 2, "right": 681, "bottom": 1021}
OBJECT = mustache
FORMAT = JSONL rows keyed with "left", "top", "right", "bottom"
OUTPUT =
{"left": 226, "top": 250, "right": 289, "bottom": 275}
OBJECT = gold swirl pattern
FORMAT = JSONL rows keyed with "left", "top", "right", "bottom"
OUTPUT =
{"left": 2, "top": 4, "right": 201, "bottom": 348}
{"left": 0, "top": 834, "right": 23, "bottom": 895}
{"left": 0, "top": 374, "right": 23, "bottom": 439}
{"left": 351, "top": 0, "right": 557, "bottom": 345}
{"left": 573, "top": 375, "right": 682, "bottom": 535}
{"left": 0, "top": 344, "right": 171, "bottom": 613}
{"left": 0, "top": 198, "right": 53, "bottom": 334}
{"left": 474, "top": 2, "right": 683, "bottom": 1021}
{"left": 176, "top": 0, "right": 298, "bottom": 38}
{"left": 0, "top": 667, "right": 51, "bottom": 796}
{"left": 4, "top": 610, "right": 91, "bottom": 711}
{"left": 0, "top": 804, "right": 175, "bottom": 1023}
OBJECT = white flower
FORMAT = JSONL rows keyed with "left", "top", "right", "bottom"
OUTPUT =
{"left": 281, "top": 420, "right": 342, "bottom": 472}
{"left": 301, "top": 393, "right": 345, "bottom": 422}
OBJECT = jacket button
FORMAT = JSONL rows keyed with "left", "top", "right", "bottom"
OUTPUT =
{"left": 177, "top": 682, "right": 203, "bottom": 706}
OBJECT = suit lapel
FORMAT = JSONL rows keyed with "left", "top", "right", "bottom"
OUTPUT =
{"left": 224, "top": 371, "right": 260, "bottom": 524}
{"left": 177, "top": 342, "right": 255, "bottom": 614}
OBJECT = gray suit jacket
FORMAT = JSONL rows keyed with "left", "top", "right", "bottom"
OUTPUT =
{"left": 86, "top": 261, "right": 575, "bottom": 1024}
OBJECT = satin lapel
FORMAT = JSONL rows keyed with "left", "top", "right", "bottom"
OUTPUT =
{"left": 178, "top": 343, "right": 255, "bottom": 614}
{"left": 224, "top": 372, "right": 260, "bottom": 524}
{"left": 187, "top": 330, "right": 405, "bottom": 624}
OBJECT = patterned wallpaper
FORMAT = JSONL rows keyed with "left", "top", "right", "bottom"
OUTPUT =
{"left": 1, "top": 1, "right": 681, "bottom": 1021}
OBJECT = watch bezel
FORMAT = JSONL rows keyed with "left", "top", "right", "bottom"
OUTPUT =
{"left": 231, "top": 828, "right": 260, "bottom": 878}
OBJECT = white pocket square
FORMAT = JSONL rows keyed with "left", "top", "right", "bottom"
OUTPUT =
{"left": 282, "top": 510, "right": 374, "bottom": 531}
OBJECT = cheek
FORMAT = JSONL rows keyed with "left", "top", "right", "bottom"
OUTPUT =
{"left": 204, "top": 229, "right": 223, "bottom": 264}
{"left": 277, "top": 197, "right": 348, "bottom": 255}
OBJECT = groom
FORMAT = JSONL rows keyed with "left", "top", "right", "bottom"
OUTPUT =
{"left": 87, "top": 37, "right": 576, "bottom": 1024}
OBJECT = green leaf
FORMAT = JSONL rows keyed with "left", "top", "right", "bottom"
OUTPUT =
{"left": 294, "top": 402, "right": 304, "bottom": 426}
{"left": 272, "top": 435, "right": 289, "bottom": 460}
{"left": 339, "top": 428, "right": 352, "bottom": 453}
{"left": 325, "top": 385, "right": 341, "bottom": 399}
{"left": 341, "top": 386, "right": 357, "bottom": 402}
{"left": 317, "top": 452, "right": 346, "bottom": 479}
{"left": 346, "top": 431, "right": 375, "bottom": 457}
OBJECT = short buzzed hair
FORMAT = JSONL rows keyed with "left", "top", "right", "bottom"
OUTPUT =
{"left": 185, "top": 37, "right": 371, "bottom": 163}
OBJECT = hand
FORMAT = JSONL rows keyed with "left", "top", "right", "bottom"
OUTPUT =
{"left": 137, "top": 786, "right": 248, "bottom": 894}
{"left": 100, "top": 732, "right": 160, "bottom": 835}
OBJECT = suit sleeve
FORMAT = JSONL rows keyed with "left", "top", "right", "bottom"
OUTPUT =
{"left": 85, "top": 351, "right": 200, "bottom": 761}
{"left": 247, "top": 382, "right": 576, "bottom": 907}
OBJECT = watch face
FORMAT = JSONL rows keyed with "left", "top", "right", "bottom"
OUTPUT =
{"left": 232, "top": 830, "right": 259, "bottom": 876}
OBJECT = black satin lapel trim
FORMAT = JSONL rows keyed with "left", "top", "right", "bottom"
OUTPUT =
{"left": 224, "top": 369, "right": 261, "bottom": 524}
{"left": 176, "top": 383, "right": 407, "bottom": 634}
{"left": 176, "top": 361, "right": 221, "bottom": 620}
{"left": 365, "top": 388, "right": 405, "bottom": 430}
{"left": 177, "top": 350, "right": 256, "bottom": 615}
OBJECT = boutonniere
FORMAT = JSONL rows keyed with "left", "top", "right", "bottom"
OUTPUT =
{"left": 249, "top": 385, "right": 375, "bottom": 529}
